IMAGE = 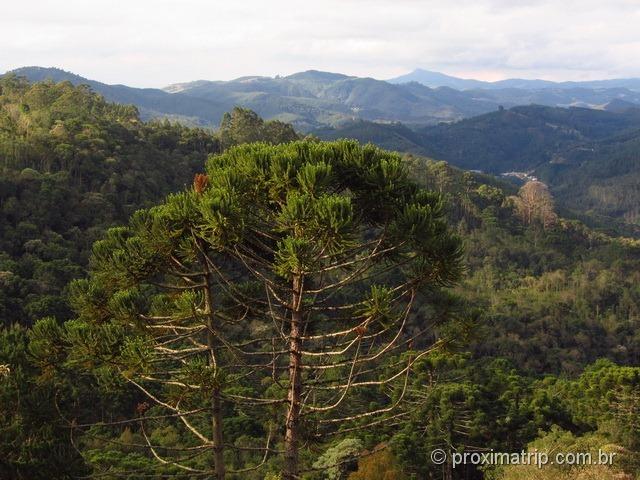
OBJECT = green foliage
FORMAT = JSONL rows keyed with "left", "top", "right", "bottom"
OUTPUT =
{"left": 389, "top": 355, "right": 545, "bottom": 478}
{"left": 554, "top": 359, "right": 640, "bottom": 466}
{"left": 404, "top": 157, "right": 640, "bottom": 374}
{"left": 487, "top": 427, "right": 628, "bottom": 480}
{"left": 0, "top": 325, "right": 88, "bottom": 479}
{"left": 0, "top": 76, "right": 219, "bottom": 327}
{"left": 312, "top": 438, "right": 363, "bottom": 480}
{"left": 219, "top": 107, "right": 299, "bottom": 149}
{"left": 46, "top": 138, "right": 464, "bottom": 479}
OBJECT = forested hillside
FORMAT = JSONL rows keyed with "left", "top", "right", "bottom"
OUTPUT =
{"left": 408, "top": 159, "right": 640, "bottom": 373}
{"left": 0, "top": 76, "right": 218, "bottom": 326}
{"left": 317, "top": 105, "right": 640, "bottom": 229}
{"left": 537, "top": 128, "right": 640, "bottom": 224}
{"left": 0, "top": 77, "right": 297, "bottom": 327}
{"left": 416, "top": 105, "right": 640, "bottom": 172}
{"left": 1, "top": 80, "right": 639, "bottom": 480}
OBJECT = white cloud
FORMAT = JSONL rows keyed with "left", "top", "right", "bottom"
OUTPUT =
{"left": 1, "top": 0, "right": 639, "bottom": 86}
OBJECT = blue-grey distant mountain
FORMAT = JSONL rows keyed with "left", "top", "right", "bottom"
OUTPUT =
{"left": 388, "top": 68, "right": 490, "bottom": 89}
{"left": 164, "top": 70, "right": 640, "bottom": 129}
{"left": 603, "top": 98, "right": 640, "bottom": 113}
{"left": 389, "top": 68, "right": 640, "bottom": 91}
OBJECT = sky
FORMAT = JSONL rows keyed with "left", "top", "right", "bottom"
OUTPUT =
{"left": 2, "top": 0, "right": 640, "bottom": 88}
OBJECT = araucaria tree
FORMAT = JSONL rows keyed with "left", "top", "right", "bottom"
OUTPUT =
{"left": 203, "top": 141, "right": 463, "bottom": 479}
{"left": 36, "top": 140, "right": 462, "bottom": 479}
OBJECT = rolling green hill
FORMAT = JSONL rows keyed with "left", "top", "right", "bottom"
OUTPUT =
{"left": 0, "top": 77, "right": 221, "bottom": 325}
{"left": 416, "top": 104, "right": 640, "bottom": 172}
{"left": 312, "top": 120, "right": 428, "bottom": 154}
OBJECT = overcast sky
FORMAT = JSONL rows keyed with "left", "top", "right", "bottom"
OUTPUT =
{"left": 2, "top": 0, "right": 640, "bottom": 87}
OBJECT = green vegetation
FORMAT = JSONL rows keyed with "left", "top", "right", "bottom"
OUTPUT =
{"left": 1, "top": 79, "right": 639, "bottom": 480}
{"left": 0, "top": 75, "right": 220, "bottom": 326}
{"left": 537, "top": 127, "right": 640, "bottom": 224}
{"left": 0, "top": 77, "right": 301, "bottom": 328}
{"left": 408, "top": 158, "right": 640, "bottom": 374}
{"left": 31, "top": 140, "right": 462, "bottom": 479}
{"left": 218, "top": 107, "right": 298, "bottom": 148}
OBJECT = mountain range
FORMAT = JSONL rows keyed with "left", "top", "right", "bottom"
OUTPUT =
{"left": 6, "top": 66, "right": 640, "bottom": 130}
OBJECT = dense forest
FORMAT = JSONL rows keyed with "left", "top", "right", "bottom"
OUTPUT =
{"left": 1, "top": 78, "right": 639, "bottom": 480}
{"left": 0, "top": 76, "right": 297, "bottom": 326}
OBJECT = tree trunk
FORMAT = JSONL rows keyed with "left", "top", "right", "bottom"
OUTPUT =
{"left": 284, "top": 273, "right": 303, "bottom": 480}
{"left": 203, "top": 258, "right": 226, "bottom": 480}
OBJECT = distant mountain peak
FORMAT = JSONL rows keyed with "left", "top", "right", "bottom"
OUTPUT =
{"left": 8, "top": 66, "right": 89, "bottom": 84}
{"left": 388, "top": 69, "right": 489, "bottom": 90}
{"left": 233, "top": 75, "right": 271, "bottom": 82}
{"left": 284, "top": 70, "right": 352, "bottom": 82}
